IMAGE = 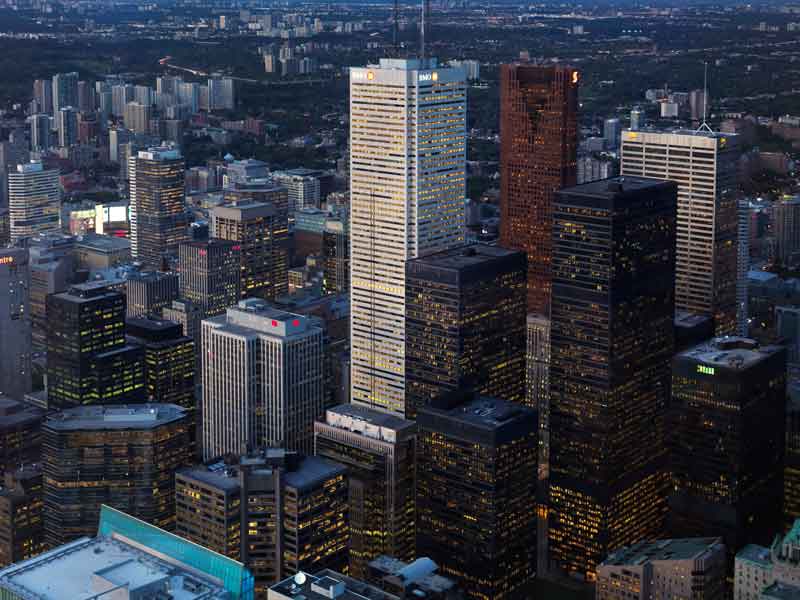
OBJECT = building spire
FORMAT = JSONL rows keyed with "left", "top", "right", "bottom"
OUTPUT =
{"left": 697, "top": 61, "right": 714, "bottom": 133}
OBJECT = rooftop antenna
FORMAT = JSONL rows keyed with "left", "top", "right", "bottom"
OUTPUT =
{"left": 420, "top": 0, "right": 429, "bottom": 62}
{"left": 393, "top": 0, "right": 399, "bottom": 56}
{"left": 697, "top": 61, "right": 714, "bottom": 133}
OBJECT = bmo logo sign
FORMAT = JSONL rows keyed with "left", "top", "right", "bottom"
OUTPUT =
{"left": 418, "top": 71, "right": 438, "bottom": 82}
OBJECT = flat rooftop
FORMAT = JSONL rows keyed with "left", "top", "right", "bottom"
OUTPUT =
{"left": 44, "top": 403, "right": 187, "bottom": 432}
{"left": 736, "top": 544, "right": 773, "bottom": 568}
{"left": 422, "top": 394, "right": 536, "bottom": 432}
{"left": 600, "top": 538, "right": 723, "bottom": 567}
{"left": 623, "top": 126, "right": 737, "bottom": 141}
{"left": 0, "top": 535, "right": 229, "bottom": 599}
{"left": 0, "top": 398, "right": 44, "bottom": 429}
{"left": 680, "top": 336, "right": 784, "bottom": 370}
{"left": 409, "top": 243, "right": 523, "bottom": 271}
{"left": 178, "top": 463, "right": 241, "bottom": 493}
{"left": 74, "top": 234, "right": 131, "bottom": 253}
{"left": 205, "top": 299, "right": 316, "bottom": 338}
{"left": 560, "top": 175, "right": 674, "bottom": 201}
{"left": 269, "top": 570, "right": 397, "bottom": 600}
{"left": 282, "top": 456, "right": 346, "bottom": 492}
{"left": 323, "top": 403, "right": 415, "bottom": 436}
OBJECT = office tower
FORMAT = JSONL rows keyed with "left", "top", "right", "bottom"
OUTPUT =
{"left": 127, "top": 318, "right": 195, "bottom": 410}
{"left": 111, "top": 83, "right": 134, "bottom": 117}
{"left": 0, "top": 467, "right": 44, "bottom": 568}
{"left": 0, "top": 504, "right": 254, "bottom": 600}
{"left": 51, "top": 72, "right": 78, "bottom": 114}
{"left": 177, "top": 81, "right": 200, "bottom": 113}
{"left": 272, "top": 168, "right": 322, "bottom": 212}
{"left": 416, "top": 392, "right": 538, "bottom": 599}
{"left": 207, "top": 76, "right": 235, "bottom": 110}
{"left": 8, "top": 161, "right": 60, "bottom": 244}
{"left": 0, "top": 209, "right": 8, "bottom": 247}
{"left": 630, "top": 106, "right": 644, "bottom": 130}
{"left": 773, "top": 196, "right": 800, "bottom": 266}
{"left": 734, "top": 520, "right": 800, "bottom": 599}
{"left": 98, "top": 89, "right": 112, "bottom": 123}
{"left": 108, "top": 127, "right": 131, "bottom": 163}
{"left": 405, "top": 244, "right": 527, "bottom": 419}
{"left": 42, "top": 404, "right": 191, "bottom": 547}
{"left": 210, "top": 199, "right": 288, "bottom": 302}
{"left": 690, "top": 89, "right": 709, "bottom": 121}
{"left": 597, "top": 538, "right": 726, "bottom": 600}
{"left": 55, "top": 106, "right": 77, "bottom": 147}
{"left": 349, "top": 58, "right": 466, "bottom": 414}
{"left": 46, "top": 282, "right": 145, "bottom": 409}
{"left": 32, "top": 79, "right": 52, "bottom": 114}
{"left": 202, "top": 300, "right": 324, "bottom": 460}
{"left": 0, "top": 398, "right": 43, "bottom": 478}
{"left": 124, "top": 101, "right": 151, "bottom": 134}
{"left": 125, "top": 270, "right": 179, "bottom": 318}
{"left": 76, "top": 80, "right": 95, "bottom": 113}
{"left": 0, "top": 249, "right": 31, "bottom": 401}
{"left": 499, "top": 64, "right": 579, "bottom": 315}
{"left": 670, "top": 338, "right": 786, "bottom": 555}
{"left": 314, "top": 404, "right": 416, "bottom": 578}
{"left": 176, "top": 449, "right": 348, "bottom": 595}
{"left": 27, "top": 113, "right": 51, "bottom": 152}
{"left": 548, "top": 177, "right": 678, "bottom": 580}
{"left": 603, "top": 117, "right": 622, "bottom": 150}
{"left": 787, "top": 396, "right": 800, "bottom": 532}
{"left": 621, "top": 129, "right": 740, "bottom": 335}
{"left": 737, "top": 199, "right": 751, "bottom": 336}
{"left": 129, "top": 145, "right": 188, "bottom": 267}
{"left": 28, "top": 234, "right": 75, "bottom": 350}
{"left": 179, "top": 240, "right": 241, "bottom": 317}
{"left": 163, "top": 298, "right": 203, "bottom": 341}
{"left": 323, "top": 217, "right": 348, "bottom": 294}
{"left": 364, "top": 557, "right": 462, "bottom": 599}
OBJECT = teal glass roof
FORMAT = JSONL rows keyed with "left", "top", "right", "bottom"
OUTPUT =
{"left": 98, "top": 505, "right": 254, "bottom": 600}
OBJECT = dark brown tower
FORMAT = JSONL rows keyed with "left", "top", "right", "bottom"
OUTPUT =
{"left": 499, "top": 64, "right": 578, "bottom": 315}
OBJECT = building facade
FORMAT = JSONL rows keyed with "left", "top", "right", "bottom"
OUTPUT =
{"left": 129, "top": 145, "right": 188, "bottom": 267}
{"left": 179, "top": 239, "right": 242, "bottom": 318}
{"left": 349, "top": 58, "right": 466, "bottom": 415}
{"left": 42, "top": 404, "right": 191, "bottom": 547}
{"left": 405, "top": 244, "right": 527, "bottom": 419}
{"left": 125, "top": 270, "right": 180, "bottom": 318}
{"left": 548, "top": 177, "right": 678, "bottom": 580}
{"left": 314, "top": 404, "right": 416, "bottom": 578}
{"left": 322, "top": 217, "right": 349, "bottom": 295}
{"left": 670, "top": 338, "right": 786, "bottom": 556}
{"left": 8, "top": 161, "right": 60, "bottom": 245}
{"left": 0, "top": 248, "right": 31, "bottom": 401}
{"left": 0, "top": 467, "right": 44, "bottom": 568}
{"left": 202, "top": 299, "right": 324, "bottom": 460}
{"left": 417, "top": 393, "right": 538, "bottom": 599}
{"left": 499, "top": 64, "right": 578, "bottom": 314}
{"left": 620, "top": 129, "right": 740, "bottom": 335}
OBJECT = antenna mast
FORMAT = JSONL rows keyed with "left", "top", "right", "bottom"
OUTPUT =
{"left": 393, "top": 0, "right": 399, "bottom": 55}
{"left": 697, "top": 61, "right": 713, "bottom": 133}
{"left": 420, "top": 0, "right": 429, "bottom": 62}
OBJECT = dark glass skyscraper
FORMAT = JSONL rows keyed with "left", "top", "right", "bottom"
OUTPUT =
{"left": 670, "top": 337, "right": 786, "bottom": 554}
{"left": 499, "top": 64, "right": 578, "bottom": 314}
{"left": 322, "top": 218, "right": 348, "bottom": 295}
{"left": 405, "top": 244, "right": 527, "bottom": 420}
{"left": 548, "top": 177, "right": 678, "bottom": 580}
{"left": 178, "top": 240, "right": 241, "bottom": 318}
{"left": 416, "top": 392, "right": 538, "bottom": 600}
{"left": 46, "top": 283, "right": 145, "bottom": 409}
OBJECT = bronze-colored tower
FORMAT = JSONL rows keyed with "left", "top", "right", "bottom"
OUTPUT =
{"left": 499, "top": 64, "right": 578, "bottom": 315}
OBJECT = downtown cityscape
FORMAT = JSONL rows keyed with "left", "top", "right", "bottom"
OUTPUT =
{"left": 0, "top": 0, "right": 799, "bottom": 598}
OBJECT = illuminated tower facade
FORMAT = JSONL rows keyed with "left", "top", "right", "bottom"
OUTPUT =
{"left": 499, "top": 64, "right": 578, "bottom": 315}
{"left": 349, "top": 58, "right": 466, "bottom": 415}
{"left": 548, "top": 177, "right": 677, "bottom": 580}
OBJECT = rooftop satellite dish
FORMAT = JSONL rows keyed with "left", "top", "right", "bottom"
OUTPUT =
{"left": 294, "top": 572, "right": 307, "bottom": 586}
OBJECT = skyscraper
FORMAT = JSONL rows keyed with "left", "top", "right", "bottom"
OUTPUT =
{"left": 46, "top": 282, "right": 145, "bottom": 409}
{"left": 737, "top": 199, "right": 751, "bottom": 336}
{"left": 178, "top": 240, "right": 241, "bottom": 317}
{"left": 621, "top": 129, "right": 740, "bottom": 335}
{"left": 416, "top": 392, "right": 538, "bottom": 599}
{"left": 670, "top": 337, "right": 786, "bottom": 555}
{"left": 8, "top": 161, "right": 60, "bottom": 245}
{"left": 32, "top": 79, "right": 52, "bottom": 115}
{"left": 322, "top": 217, "right": 348, "bottom": 295}
{"left": 176, "top": 449, "right": 348, "bottom": 596}
{"left": 603, "top": 117, "right": 622, "bottom": 150}
{"left": 42, "top": 404, "right": 191, "bottom": 547}
{"left": 123, "top": 101, "right": 151, "bottom": 135}
{"left": 499, "top": 64, "right": 579, "bottom": 314}
{"left": 0, "top": 249, "right": 31, "bottom": 401}
{"left": 202, "top": 299, "right": 324, "bottom": 460}
{"left": 51, "top": 72, "right": 78, "bottom": 114}
{"left": 0, "top": 399, "right": 43, "bottom": 478}
{"left": 548, "top": 177, "right": 678, "bottom": 580}
{"left": 55, "top": 106, "right": 77, "bottom": 147}
{"left": 27, "top": 114, "right": 51, "bottom": 152}
{"left": 405, "top": 244, "right": 527, "bottom": 419}
{"left": 210, "top": 199, "right": 288, "bottom": 302}
{"left": 314, "top": 404, "right": 416, "bottom": 578}
{"left": 129, "top": 145, "right": 188, "bottom": 268}
{"left": 349, "top": 58, "right": 466, "bottom": 415}
{"left": 125, "top": 270, "right": 180, "bottom": 318}
{"left": 0, "top": 467, "right": 44, "bottom": 568}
